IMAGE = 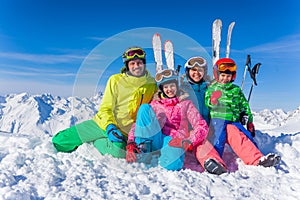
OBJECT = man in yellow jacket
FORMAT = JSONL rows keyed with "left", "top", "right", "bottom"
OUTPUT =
{"left": 52, "top": 47, "right": 157, "bottom": 158}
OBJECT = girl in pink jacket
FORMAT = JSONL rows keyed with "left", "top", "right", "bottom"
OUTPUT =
{"left": 126, "top": 69, "right": 227, "bottom": 174}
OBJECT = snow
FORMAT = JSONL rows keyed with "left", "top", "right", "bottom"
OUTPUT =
{"left": 0, "top": 93, "right": 300, "bottom": 199}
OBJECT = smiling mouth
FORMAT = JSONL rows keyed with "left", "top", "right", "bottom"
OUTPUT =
{"left": 133, "top": 69, "right": 142, "bottom": 73}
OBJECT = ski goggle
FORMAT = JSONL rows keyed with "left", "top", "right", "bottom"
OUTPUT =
{"left": 155, "top": 69, "right": 173, "bottom": 82}
{"left": 185, "top": 57, "right": 207, "bottom": 68}
{"left": 216, "top": 62, "right": 237, "bottom": 72}
{"left": 123, "top": 48, "right": 145, "bottom": 60}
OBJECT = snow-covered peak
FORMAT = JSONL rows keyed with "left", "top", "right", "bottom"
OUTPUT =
{"left": 0, "top": 93, "right": 102, "bottom": 135}
{"left": 255, "top": 109, "right": 287, "bottom": 124}
{"left": 0, "top": 92, "right": 299, "bottom": 136}
{"left": 252, "top": 107, "right": 300, "bottom": 135}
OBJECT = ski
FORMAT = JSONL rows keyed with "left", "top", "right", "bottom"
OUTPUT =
{"left": 226, "top": 21, "right": 235, "bottom": 58}
{"left": 212, "top": 19, "right": 222, "bottom": 66}
{"left": 152, "top": 33, "right": 163, "bottom": 72}
{"left": 164, "top": 40, "right": 174, "bottom": 70}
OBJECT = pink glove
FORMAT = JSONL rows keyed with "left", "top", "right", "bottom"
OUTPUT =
{"left": 210, "top": 90, "right": 222, "bottom": 105}
{"left": 126, "top": 142, "right": 140, "bottom": 163}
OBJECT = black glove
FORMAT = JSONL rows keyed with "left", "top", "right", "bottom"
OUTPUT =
{"left": 239, "top": 111, "right": 249, "bottom": 125}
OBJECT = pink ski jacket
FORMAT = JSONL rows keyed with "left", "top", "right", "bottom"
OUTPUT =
{"left": 128, "top": 91, "right": 209, "bottom": 146}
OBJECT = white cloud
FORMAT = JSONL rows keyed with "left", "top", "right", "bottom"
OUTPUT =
{"left": 0, "top": 51, "right": 85, "bottom": 64}
{"left": 0, "top": 80, "right": 75, "bottom": 97}
{"left": 246, "top": 34, "right": 300, "bottom": 54}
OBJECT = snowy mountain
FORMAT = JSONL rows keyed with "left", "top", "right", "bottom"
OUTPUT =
{"left": 0, "top": 93, "right": 299, "bottom": 199}
{"left": 253, "top": 106, "right": 300, "bottom": 135}
{"left": 0, "top": 92, "right": 298, "bottom": 136}
{"left": 0, "top": 92, "right": 102, "bottom": 136}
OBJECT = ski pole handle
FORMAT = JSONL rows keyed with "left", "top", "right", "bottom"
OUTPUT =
{"left": 241, "top": 55, "right": 251, "bottom": 90}
{"left": 112, "top": 131, "right": 125, "bottom": 141}
{"left": 246, "top": 54, "right": 251, "bottom": 66}
{"left": 176, "top": 65, "right": 181, "bottom": 75}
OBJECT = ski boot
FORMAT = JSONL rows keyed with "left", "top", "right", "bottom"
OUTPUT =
{"left": 204, "top": 158, "right": 227, "bottom": 175}
{"left": 258, "top": 153, "right": 281, "bottom": 167}
{"left": 136, "top": 140, "right": 153, "bottom": 164}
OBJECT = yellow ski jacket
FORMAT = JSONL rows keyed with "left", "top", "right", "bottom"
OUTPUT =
{"left": 93, "top": 71, "right": 157, "bottom": 136}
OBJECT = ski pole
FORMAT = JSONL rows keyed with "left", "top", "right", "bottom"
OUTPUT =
{"left": 241, "top": 55, "right": 251, "bottom": 90}
{"left": 176, "top": 65, "right": 181, "bottom": 75}
{"left": 248, "top": 63, "right": 261, "bottom": 102}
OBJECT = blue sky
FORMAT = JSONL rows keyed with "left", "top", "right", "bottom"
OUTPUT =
{"left": 0, "top": 0, "right": 300, "bottom": 111}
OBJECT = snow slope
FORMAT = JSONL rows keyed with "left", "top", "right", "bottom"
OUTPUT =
{"left": 0, "top": 93, "right": 299, "bottom": 199}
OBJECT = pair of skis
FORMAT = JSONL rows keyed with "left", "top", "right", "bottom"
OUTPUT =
{"left": 152, "top": 33, "right": 178, "bottom": 74}
{"left": 212, "top": 19, "right": 262, "bottom": 102}
{"left": 212, "top": 19, "right": 235, "bottom": 65}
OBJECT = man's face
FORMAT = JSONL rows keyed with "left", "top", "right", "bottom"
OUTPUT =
{"left": 127, "top": 59, "right": 145, "bottom": 77}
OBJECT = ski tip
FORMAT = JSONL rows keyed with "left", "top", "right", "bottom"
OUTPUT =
{"left": 164, "top": 40, "right": 174, "bottom": 54}
{"left": 213, "top": 19, "right": 222, "bottom": 25}
{"left": 152, "top": 33, "right": 162, "bottom": 47}
{"left": 153, "top": 33, "right": 161, "bottom": 38}
{"left": 152, "top": 33, "right": 160, "bottom": 41}
{"left": 164, "top": 40, "right": 173, "bottom": 46}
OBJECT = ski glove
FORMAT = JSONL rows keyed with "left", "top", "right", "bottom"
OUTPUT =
{"left": 239, "top": 111, "right": 249, "bottom": 125}
{"left": 168, "top": 138, "right": 193, "bottom": 151}
{"left": 126, "top": 141, "right": 140, "bottom": 163}
{"left": 247, "top": 122, "right": 255, "bottom": 137}
{"left": 210, "top": 90, "right": 222, "bottom": 105}
{"left": 106, "top": 124, "right": 125, "bottom": 143}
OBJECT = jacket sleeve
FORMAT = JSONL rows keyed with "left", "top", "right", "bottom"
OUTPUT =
{"left": 205, "top": 87, "right": 214, "bottom": 109}
{"left": 93, "top": 76, "right": 117, "bottom": 130}
{"left": 186, "top": 101, "right": 209, "bottom": 146}
{"left": 127, "top": 122, "right": 136, "bottom": 142}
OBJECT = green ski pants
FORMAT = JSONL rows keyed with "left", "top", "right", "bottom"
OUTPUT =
{"left": 52, "top": 120, "right": 126, "bottom": 158}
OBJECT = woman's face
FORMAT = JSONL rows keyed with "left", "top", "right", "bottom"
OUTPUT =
{"left": 188, "top": 66, "right": 205, "bottom": 82}
{"left": 162, "top": 82, "right": 177, "bottom": 98}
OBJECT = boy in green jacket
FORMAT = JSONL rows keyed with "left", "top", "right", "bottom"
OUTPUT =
{"left": 52, "top": 47, "right": 157, "bottom": 158}
{"left": 205, "top": 58, "right": 280, "bottom": 167}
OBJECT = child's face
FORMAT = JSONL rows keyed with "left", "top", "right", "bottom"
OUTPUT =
{"left": 218, "top": 73, "right": 232, "bottom": 84}
{"left": 189, "top": 66, "right": 205, "bottom": 82}
{"left": 162, "top": 82, "right": 177, "bottom": 98}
